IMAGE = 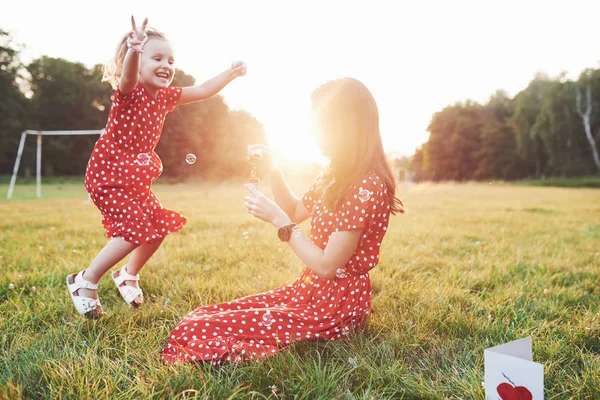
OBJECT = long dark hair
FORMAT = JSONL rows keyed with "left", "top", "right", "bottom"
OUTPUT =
{"left": 311, "top": 78, "right": 404, "bottom": 214}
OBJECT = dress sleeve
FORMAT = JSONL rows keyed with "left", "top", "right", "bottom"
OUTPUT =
{"left": 334, "top": 175, "right": 386, "bottom": 233}
{"left": 301, "top": 179, "right": 321, "bottom": 214}
{"left": 161, "top": 86, "right": 183, "bottom": 112}
{"left": 112, "top": 83, "right": 143, "bottom": 109}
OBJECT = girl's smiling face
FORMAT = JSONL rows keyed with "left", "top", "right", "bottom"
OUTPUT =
{"left": 138, "top": 38, "right": 175, "bottom": 96}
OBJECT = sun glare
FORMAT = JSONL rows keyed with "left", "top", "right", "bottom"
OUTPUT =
{"left": 263, "top": 120, "right": 323, "bottom": 164}
{"left": 223, "top": 84, "right": 325, "bottom": 164}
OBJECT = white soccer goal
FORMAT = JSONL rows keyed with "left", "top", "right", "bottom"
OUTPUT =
{"left": 7, "top": 130, "right": 104, "bottom": 199}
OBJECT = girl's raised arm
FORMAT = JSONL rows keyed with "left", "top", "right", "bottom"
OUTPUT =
{"left": 119, "top": 16, "right": 148, "bottom": 94}
{"left": 179, "top": 61, "right": 246, "bottom": 106}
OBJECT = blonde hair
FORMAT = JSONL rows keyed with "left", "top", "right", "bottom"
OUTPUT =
{"left": 102, "top": 28, "right": 168, "bottom": 89}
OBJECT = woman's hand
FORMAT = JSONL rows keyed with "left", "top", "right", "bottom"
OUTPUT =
{"left": 244, "top": 184, "right": 291, "bottom": 228}
{"left": 231, "top": 61, "right": 247, "bottom": 78}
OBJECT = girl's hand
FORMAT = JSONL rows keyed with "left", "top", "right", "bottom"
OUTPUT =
{"left": 128, "top": 16, "right": 148, "bottom": 52}
{"left": 231, "top": 61, "right": 247, "bottom": 78}
{"left": 244, "top": 184, "right": 290, "bottom": 227}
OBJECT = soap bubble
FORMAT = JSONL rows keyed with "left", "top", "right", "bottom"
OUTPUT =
{"left": 262, "top": 311, "right": 274, "bottom": 326}
{"left": 185, "top": 154, "right": 197, "bottom": 164}
{"left": 358, "top": 189, "right": 372, "bottom": 203}
{"left": 136, "top": 153, "right": 151, "bottom": 166}
{"left": 242, "top": 232, "right": 249, "bottom": 240}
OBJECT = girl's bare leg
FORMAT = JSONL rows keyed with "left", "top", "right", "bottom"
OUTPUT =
{"left": 115, "top": 238, "right": 165, "bottom": 306}
{"left": 72, "top": 237, "right": 138, "bottom": 300}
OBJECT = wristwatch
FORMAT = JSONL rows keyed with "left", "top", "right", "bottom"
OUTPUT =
{"left": 277, "top": 223, "right": 299, "bottom": 242}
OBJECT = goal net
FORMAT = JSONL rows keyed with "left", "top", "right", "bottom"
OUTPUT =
{"left": 7, "top": 130, "right": 104, "bottom": 199}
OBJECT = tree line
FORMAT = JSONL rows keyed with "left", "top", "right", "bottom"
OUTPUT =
{"left": 409, "top": 71, "right": 600, "bottom": 181}
{"left": 3, "top": 29, "right": 600, "bottom": 183}
{"left": 0, "top": 30, "right": 266, "bottom": 181}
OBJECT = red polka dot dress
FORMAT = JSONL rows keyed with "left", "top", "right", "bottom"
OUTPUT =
{"left": 85, "top": 83, "right": 186, "bottom": 245}
{"left": 162, "top": 172, "right": 390, "bottom": 364}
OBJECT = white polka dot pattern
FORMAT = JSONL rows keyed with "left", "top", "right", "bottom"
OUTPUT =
{"left": 162, "top": 172, "right": 391, "bottom": 365}
{"left": 84, "top": 83, "right": 186, "bottom": 244}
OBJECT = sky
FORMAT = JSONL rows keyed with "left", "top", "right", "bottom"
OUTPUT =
{"left": 2, "top": 0, "right": 600, "bottom": 161}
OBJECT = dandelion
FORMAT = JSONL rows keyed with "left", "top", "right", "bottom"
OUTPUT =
{"left": 31, "top": 286, "right": 37, "bottom": 292}
{"left": 8, "top": 283, "right": 15, "bottom": 290}
{"left": 543, "top": 288, "right": 549, "bottom": 295}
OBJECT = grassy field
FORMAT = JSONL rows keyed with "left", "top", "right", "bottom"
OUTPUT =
{"left": 515, "top": 175, "right": 600, "bottom": 189}
{"left": 0, "top": 178, "right": 599, "bottom": 399}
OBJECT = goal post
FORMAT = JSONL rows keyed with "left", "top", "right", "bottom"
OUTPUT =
{"left": 7, "top": 129, "right": 104, "bottom": 199}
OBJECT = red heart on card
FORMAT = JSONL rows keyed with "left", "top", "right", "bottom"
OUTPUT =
{"left": 497, "top": 382, "right": 533, "bottom": 400}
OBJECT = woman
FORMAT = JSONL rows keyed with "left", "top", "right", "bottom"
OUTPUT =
{"left": 162, "top": 77, "right": 403, "bottom": 364}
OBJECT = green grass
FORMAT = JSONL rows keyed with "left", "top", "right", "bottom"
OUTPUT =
{"left": 516, "top": 174, "right": 600, "bottom": 188}
{"left": 0, "top": 180, "right": 599, "bottom": 399}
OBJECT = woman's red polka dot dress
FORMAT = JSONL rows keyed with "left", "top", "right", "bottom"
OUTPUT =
{"left": 162, "top": 172, "right": 390, "bottom": 364}
{"left": 85, "top": 83, "right": 186, "bottom": 245}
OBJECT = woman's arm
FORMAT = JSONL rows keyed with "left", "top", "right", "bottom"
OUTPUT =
{"left": 119, "top": 16, "right": 147, "bottom": 94}
{"left": 251, "top": 144, "right": 310, "bottom": 224}
{"left": 269, "top": 168, "right": 310, "bottom": 224}
{"left": 286, "top": 227, "right": 363, "bottom": 279}
{"left": 179, "top": 62, "right": 246, "bottom": 106}
{"left": 244, "top": 185, "right": 362, "bottom": 279}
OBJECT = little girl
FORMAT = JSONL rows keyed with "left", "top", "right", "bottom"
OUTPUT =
{"left": 66, "top": 16, "right": 246, "bottom": 319}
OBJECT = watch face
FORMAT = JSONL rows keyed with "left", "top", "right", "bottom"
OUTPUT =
{"left": 278, "top": 227, "right": 291, "bottom": 242}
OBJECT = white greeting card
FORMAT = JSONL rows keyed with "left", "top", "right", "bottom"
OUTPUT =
{"left": 484, "top": 337, "right": 544, "bottom": 400}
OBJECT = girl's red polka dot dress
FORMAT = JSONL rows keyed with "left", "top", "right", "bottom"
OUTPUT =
{"left": 162, "top": 172, "right": 390, "bottom": 364}
{"left": 85, "top": 83, "right": 186, "bottom": 245}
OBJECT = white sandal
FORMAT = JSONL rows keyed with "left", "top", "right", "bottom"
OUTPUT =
{"left": 66, "top": 271, "right": 103, "bottom": 319}
{"left": 111, "top": 265, "right": 143, "bottom": 308}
